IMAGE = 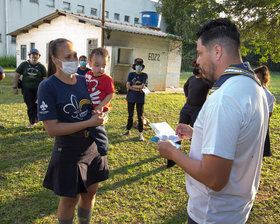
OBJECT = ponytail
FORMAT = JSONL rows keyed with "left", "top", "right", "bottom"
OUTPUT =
{"left": 47, "top": 38, "right": 72, "bottom": 77}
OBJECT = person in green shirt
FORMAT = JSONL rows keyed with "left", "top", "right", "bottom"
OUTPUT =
{"left": 13, "top": 48, "right": 47, "bottom": 128}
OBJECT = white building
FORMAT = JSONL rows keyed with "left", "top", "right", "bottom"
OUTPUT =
{"left": 1, "top": 0, "right": 164, "bottom": 56}
{"left": 8, "top": 10, "right": 181, "bottom": 91}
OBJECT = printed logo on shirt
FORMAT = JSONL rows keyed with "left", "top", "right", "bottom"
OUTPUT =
{"left": 27, "top": 67, "right": 39, "bottom": 78}
{"left": 88, "top": 79, "right": 101, "bottom": 105}
{"left": 132, "top": 77, "right": 143, "bottom": 86}
{"left": 39, "top": 101, "right": 49, "bottom": 114}
{"left": 63, "top": 94, "right": 91, "bottom": 120}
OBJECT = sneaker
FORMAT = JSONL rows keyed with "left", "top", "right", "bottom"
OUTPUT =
{"left": 138, "top": 132, "right": 144, "bottom": 141}
{"left": 120, "top": 130, "right": 131, "bottom": 136}
{"left": 25, "top": 123, "right": 34, "bottom": 128}
{"left": 26, "top": 123, "right": 37, "bottom": 128}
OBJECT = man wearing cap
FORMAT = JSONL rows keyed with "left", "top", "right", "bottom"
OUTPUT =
{"left": 121, "top": 58, "right": 148, "bottom": 141}
{"left": 13, "top": 48, "right": 47, "bottom": 128}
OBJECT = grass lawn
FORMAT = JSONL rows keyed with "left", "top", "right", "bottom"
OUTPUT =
{"left": 0, "top": 75, "right": 280, "bottom": 223}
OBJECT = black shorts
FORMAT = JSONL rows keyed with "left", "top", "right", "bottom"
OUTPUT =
{"left": 43, "top": 135, "right": 109, "bottom": 198}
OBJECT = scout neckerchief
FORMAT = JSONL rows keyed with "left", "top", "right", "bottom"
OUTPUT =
{"left": 209, "top": 62, "right": 261, "bottom": 95}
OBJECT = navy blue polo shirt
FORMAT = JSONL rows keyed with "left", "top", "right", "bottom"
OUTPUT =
{"left": 126, "top": 72, "right": 148, "bottom": 104}
{"left": 37, "top": 75, "right": 93, "bottom": 122}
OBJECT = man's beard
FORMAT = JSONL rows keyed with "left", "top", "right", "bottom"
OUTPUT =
{"left": 199, "top": 62, "right": 217, "bottom": 83}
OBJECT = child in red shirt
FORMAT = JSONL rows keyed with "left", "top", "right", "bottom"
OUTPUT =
{"left": 85, "top": 48, "right": 115, "bottom": 155}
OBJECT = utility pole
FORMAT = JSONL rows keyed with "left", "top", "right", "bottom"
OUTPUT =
{"left": 101, "top": 0, "right": 105, "bottom": 47}
{"left": 5, "top": 0, "right": 9, "bottom": 55}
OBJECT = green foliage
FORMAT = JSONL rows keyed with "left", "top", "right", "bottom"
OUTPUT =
{"left": 158, "top": 0, "right": 280, "bottom": 65}
{"left": 114, "top": 81, "right": 127, "bottom": 94}
{"left": 158, "top": 0, "right": 222, "bottom": 66}
{"left": 0, "top": 55, "right": 16, "bottom": 68}
{"left": 222, "top": 0, "right": 280, "bottom": 63}
{"left": 0, "top": 75, "right": 280, "bottom": 223}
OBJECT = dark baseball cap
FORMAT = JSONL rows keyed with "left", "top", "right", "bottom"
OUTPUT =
{"left": 29, "top": 48, "right": 40, "bottom": 55}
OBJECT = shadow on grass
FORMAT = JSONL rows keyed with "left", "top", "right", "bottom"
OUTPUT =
{"left": 99, "top": 156, "right": 165, "bottom": 193}
{"left": 0, "top": 126, "right": 52, "bottom": 171}
{"left": 0, "top": 187, "right": 58, "bottom": 224}
{"left": 162, "top": 206, "right": 188, "bottom": 224}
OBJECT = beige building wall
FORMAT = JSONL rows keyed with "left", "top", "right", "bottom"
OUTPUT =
{"left": 105, "top": 31, "right": 181, "bottom": 91}
{"left": 166, "top": 40, "right": 182, "bottom": 88}
{"left": 15, "top": 15, "right": 181, "bottom": 90}
{"left": 16, "top": 15, "right": 101, "bottom": 67}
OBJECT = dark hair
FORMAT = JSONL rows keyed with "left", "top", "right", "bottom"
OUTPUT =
{"left": 79, "top": 55, "right": 87, "bottom": 61}
{"left": 254, "top": 65, "right": 270, "bottom": 87}
{"left": 47, "top": 38, "right": 72, "bottom": 77}
{"left": 193, "top": 63, "right": 201, "bottom": 76}
{"left": 89, "top": 48, "right": 109, "bottom": 61}
{"left": 196, "top": 18, "right": 241, "bottom": 56}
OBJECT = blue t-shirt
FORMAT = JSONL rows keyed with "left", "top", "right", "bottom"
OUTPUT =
{"left": 126, "top": 72, "right": 148, "bottom": 104}
{"left": 0, "top": 65, "right": 4, "bottom": 75}
{"left": 77, "top": 67, "right": 91, "bottom": 76}
{"left": 37, "top": 75, "right": 93, "bottom": 122}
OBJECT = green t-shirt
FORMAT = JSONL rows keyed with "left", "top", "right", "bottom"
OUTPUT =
{"left": 16, "top": 60, "right": 47, "bottom": 88}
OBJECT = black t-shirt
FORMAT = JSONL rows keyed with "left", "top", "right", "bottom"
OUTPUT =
{"left": 184, "top": 75, "right": 211, "bottom": 106}
{"left": 16, "top": 60, "right": 47, "bottom": 88}
{"left": 77, "top": 67, "right": 91, "bottom": 76}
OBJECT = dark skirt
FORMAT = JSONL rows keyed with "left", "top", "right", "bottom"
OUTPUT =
{"left": 43, "top": 135, "right": 109, "bottom": 198}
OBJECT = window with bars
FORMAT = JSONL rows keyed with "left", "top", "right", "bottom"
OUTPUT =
{"left": 124, "top": 15, "right": 130, "bottom": 22}
{"left": 11, "top": 37, "right": 16, "bottom": 44}
{"left": 30, "top": 42, "right": 35, "bottom": 50}
{"left": 46, "top": 0, "right": 55, "bottom": 7}
{"left": 134, "top": 17, "right": 140, "bottom": 25}
{"left": 105, "top": 11, "right": 109, "bottom": 18}
{"left": 77, "top": 5, "right": 85, "bottom": 13}
{"left": 114, "top": 13, "right": 120, "bottom": 21}
{"left": 21, "top": 45, "right": 27, "bottom": 60}
{"left": 91, "top": 8, "right": 97, "bottom": 16}
{"left": 63, "top": 1, "right": 71, "bottom": 10}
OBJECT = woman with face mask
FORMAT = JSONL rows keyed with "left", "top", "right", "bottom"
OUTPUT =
{"left": 120, "top": 58, "right": 148, "bottom": 141}
{"left": 37, "top": 38, "right": 109, "bottom": 224}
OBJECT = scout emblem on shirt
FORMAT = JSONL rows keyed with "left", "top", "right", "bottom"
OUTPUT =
{"left": 63, "top": 94, "right": 91, "bottom": 120}
{"left": 39, "top": 101, "right": 49, "bottom": 115}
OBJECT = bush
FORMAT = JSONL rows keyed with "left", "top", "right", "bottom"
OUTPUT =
{"left": 114, "top": 81, "right": 127, "bottom": 94}
{"left": 0, "top": 55, "right": 16, "bottom": 67}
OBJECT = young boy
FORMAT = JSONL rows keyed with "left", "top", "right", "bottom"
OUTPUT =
{"left": 77, "top": 55, "right": 91, "bottom": 76}
{"left": 85, "top": 48, "right": 115, "bottom": 156}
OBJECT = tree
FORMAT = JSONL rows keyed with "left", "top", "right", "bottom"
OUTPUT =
{"left": 222, "top": 0, "right": 280, "bottom": 63}
{"left": 158, "top": 0, "right": 280, "bottom": 65}
{"left": 158, "top": 0, "right": 222, "bottom": 67}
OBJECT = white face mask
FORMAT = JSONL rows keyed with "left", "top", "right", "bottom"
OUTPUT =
{"left": 57, "top": 59, "right": 78, "bottom": 75}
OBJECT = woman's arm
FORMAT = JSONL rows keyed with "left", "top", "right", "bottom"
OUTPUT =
{"left": 43, "top": 112, "right": 107, "bottom": 137}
